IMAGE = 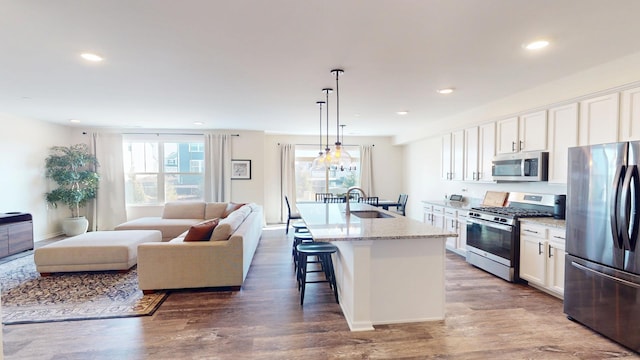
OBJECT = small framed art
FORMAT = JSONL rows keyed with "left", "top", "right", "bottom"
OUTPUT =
{"left": 231, "top": 159, "right": 251, "bottom": 180}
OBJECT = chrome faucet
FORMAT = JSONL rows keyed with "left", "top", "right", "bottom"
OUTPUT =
{"left": 345, "top": 186, "right": 366, "bottom": 215}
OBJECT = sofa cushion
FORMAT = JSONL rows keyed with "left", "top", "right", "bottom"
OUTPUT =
{"left": 184, "top": 219, "right": 219, "bottom": 242}
{"left": 222, "top": 202, "right": 246, "bottom": 218}
{"left": 162, "top": 201, "right": 206, "bottom": 219}
{"left": 205, "top": 202, "right": 228, "bottom": 220}
{"left": 211, "top": 206, "right": 251, "bottom": 241}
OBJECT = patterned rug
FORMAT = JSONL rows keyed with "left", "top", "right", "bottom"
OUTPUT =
{"left": 0, "top": 255, "right": 168, "bottom": 324}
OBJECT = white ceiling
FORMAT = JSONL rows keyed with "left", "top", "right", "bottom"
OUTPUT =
{"left": 2, "top": 0, "right": 640, "bottom": 137}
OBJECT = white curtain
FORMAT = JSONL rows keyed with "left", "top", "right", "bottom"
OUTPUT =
{"left": 280, "top": 143, "right": 296, "bottom": 222}
{"left": 360, "top": 145, "right": 374, "bottom": 196}
{"left": 89, "top": 132, "right": 127, "bottom": 231}
{"left": 204, "top": 133, "right": 232, "bottom": 202}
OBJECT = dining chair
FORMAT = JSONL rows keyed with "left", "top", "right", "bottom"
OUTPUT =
{"left": 324, "top": 196, "right": 346, "bottom": 203}
{"left": 285, "top": 196, "right": 303, "bottom": 234}
{"left": 315, "top": 193, "right": 334, "bottom": 202}
{"left": 394, "top": 194, "right": 408, "bottom": 216}
{"left": 358, "top": 196, "right": 379, "bottom": 206}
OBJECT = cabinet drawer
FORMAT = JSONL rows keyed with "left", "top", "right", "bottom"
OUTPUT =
{"left": 520, "top": 223, "right": 547, "bottom": 239}
{"left": 548, "top": 228, "right": 566, "bottom": 244}
{"left": 432, "top": 206, "right": 444, "bottom": 215}
{"left": 444, "top": 208, "right": 457, "bottom": 217}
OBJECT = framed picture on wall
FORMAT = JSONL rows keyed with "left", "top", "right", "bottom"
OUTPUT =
{"left": 231, "top": 159, "right": 251, "bottom": 180}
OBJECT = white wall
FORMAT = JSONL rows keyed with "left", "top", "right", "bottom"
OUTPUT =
{"left": 1, "top": 114, "right": 72, "bottom": 240}
{"left": 263, "top": 134, "right": 403, "bottom": 224}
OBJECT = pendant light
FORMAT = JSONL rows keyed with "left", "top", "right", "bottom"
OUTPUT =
{"left": 340, "top": 124, "right": 357, "bottom": 171}
{"left": 321, "top": 87, "right": 333, "bottom": 167}
{"left": 311, "top": 100, "right": 326, "bottom": 170}
{"left": 330, "top": 69, "right": 352, "bottom": 171}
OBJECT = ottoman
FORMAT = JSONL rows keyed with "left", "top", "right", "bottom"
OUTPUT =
{"left": 34, "top": 230, "right": 162, "bottom": 275}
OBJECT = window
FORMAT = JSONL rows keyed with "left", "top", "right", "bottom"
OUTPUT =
{"left": 123, "top": 136, "right": 205, "bottom": 205}
{"left": 294, "top": 145, "right": 360, "bottom": 201}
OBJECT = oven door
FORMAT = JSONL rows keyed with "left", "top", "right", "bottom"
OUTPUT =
{"left": 466, "top": 217, "right": 515, "bottom": 266}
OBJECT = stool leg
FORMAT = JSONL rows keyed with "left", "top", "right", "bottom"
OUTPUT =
{"left": 327, "top": 254, "right": 339, "bottom": 304}
{"left": 299, "top": 253, "right": 307, "bottom": 305}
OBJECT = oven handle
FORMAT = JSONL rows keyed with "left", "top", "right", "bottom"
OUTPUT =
{"left": 467, "top": 217, "right": 513, "bottom": 232}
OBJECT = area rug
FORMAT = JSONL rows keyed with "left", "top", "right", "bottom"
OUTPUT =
{"left": 0, "top": 255, "right": 168, "bottom": 325}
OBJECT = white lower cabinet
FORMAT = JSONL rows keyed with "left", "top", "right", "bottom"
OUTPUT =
{"left": 424, "top": 205, "right": 444, "bottom": 228}
{"left": 424, "top": 202, "right": 467, "bottom": 256}
{"left": 519, "top": 222, "right": 566, "bottom": 298}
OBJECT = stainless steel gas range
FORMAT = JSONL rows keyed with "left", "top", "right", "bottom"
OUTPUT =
{"left": 465, "top": 192, "right": 555, "bottom": 282}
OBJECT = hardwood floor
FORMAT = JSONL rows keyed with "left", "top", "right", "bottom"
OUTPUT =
{"left": 3, "top": 227, "right": 637, "bottom": 359}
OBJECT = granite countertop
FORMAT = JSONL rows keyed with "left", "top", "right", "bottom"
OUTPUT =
{"left": 296, "top": 202, "right": 456, "bottom": 241}
{"left": 519, "top": 217, "right": 566, "bottom": 229}
{"left": 422, "top": 200, "right": 474, "bottom": 210}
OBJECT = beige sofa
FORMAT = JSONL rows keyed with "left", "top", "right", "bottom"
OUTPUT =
{"left": 115, "top": 201, "right": 263, "bottom": 292}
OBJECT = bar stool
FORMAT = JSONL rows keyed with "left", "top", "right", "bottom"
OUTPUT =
{"left": 292, "top": 232, "right": 313, "bottom": 271}
{"left": 296, "top": 242, "right": 339, "bottom": 306}
{"left": 291, "top": 221, "right": 309, "bottom": 234}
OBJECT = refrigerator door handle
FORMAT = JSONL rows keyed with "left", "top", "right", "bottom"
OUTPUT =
{"left": 611, "top": 165, "right": 625, "bottom": 249}
{"left": 621, "top": 165, "right": 635, "bottom": 251}
{"left": 628, "top": 165, "right": 640, "bottom": 252}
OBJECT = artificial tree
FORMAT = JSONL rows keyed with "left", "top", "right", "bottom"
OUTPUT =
{"left": 45, "top": 144, "right": 99, "bottom": 234}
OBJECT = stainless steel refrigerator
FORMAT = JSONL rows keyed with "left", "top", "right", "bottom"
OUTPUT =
{"left": 565, "top": 142, "right": 640, "bottom": 352}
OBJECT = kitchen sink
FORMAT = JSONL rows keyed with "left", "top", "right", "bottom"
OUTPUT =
{"left": 349, "top": 210, "right": 395, "bottom": 219}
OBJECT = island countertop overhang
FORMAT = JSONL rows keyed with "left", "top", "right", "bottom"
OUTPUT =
{"left": 296, "top": 202, "right": 457, "bottom": 241}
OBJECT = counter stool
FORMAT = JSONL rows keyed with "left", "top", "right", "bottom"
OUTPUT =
{"left": 292, "top": 232, "right": 314, "bottom": 271}
{"left": 296, "top": 242, "right": 339, "bottom": 306}
{"left": 291, "top": 221, "right": 309, "bottom": 234}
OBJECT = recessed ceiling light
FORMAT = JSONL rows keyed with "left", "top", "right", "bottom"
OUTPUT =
{"left": 80, "top": 53, "right": 103, "bottom": 62}
{"left": 437, "top": 88, "right": 454, "bottom": 94}
{"left": 396, "top": 111, "right": 409, "bottom": 115}
{"left": 69, "top": 119, "right": 81, "bottom": 123}
{"left": 193, "top": 121, "right": 204, "bottom": 126}
{"left": 524, "top": 40, "right": 550, "bottom": 50}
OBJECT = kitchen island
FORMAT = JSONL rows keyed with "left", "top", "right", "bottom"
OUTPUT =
{"left": 296, "top": 202, "right": 455, "bottom": 331}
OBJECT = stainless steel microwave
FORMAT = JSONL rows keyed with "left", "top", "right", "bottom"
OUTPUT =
{"left": 491, "top": 151, "right": 548, "bottom": 182}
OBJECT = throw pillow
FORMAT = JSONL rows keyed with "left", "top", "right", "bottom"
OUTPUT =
{"left": 222, "top": 202, "right": 246, "bottom": 218}
{"left": 184, "top": 218, "right": 219, "bottom": 241}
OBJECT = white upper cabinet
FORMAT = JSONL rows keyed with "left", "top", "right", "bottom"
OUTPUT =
{"left": 465, "top": 122, "right": 496, "bottom": 182}
{"left": 579, "top": 92, "right": 620, "bottom": 146}
{"left": 496, "top": 111, "right": 547, "bottom": 154}
{"left": 441, "top": 133, "right": 452, "bottom": 180}
{"left": 620, "top": 86, "right": 640, "bottom": 141}
{"left": 496, "top": 116, "right": 519, "bottom": 154}
{"left": 478, "top": 122, "right": 496, "bottom": 182}
{"left": 519, "top": 110, "right": 548, "bottom": 152}
{"left": 547, "top": 103, "right": 579, "bottom": 183}
{"left": 451, "top": 130, "right": 464, "bottom": 181}
{"left": 463, "top": 126, "right": 479, "bottom": 181}
{"left": 442, "top": 131, "right": 464, "bottom": 181}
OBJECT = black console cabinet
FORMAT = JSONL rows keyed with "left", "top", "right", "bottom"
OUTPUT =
{"left": 0, "top": 212, "right": 34, "bottom": 258}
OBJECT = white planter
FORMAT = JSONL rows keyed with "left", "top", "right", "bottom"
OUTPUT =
{"left": 62, "top": 216, "right": 89, "bottom": 236}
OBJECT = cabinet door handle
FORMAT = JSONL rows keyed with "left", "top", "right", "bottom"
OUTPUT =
{"left": 548, "top": 244, "right": 553, "bottom": 258}
{"left": 519, "top": 140, "right": 524, "bottom": 151}
{"left": 553, "top": 235, "right": 565, "bottom": 240}
{"left": 538, "top": 242, "right": 543, "bottom": 255}
{"left": 524, "top": 229, "right": 539, "bottom": 234}
{"left": 511, "top": 141, "right": 516, "bottom": 152}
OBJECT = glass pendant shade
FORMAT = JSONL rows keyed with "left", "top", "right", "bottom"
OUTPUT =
{"left": 329, "top": 69, "right": 352, "bottom": 171}
{"left": 312, "top": 100, "right": 326, "bottom": 170}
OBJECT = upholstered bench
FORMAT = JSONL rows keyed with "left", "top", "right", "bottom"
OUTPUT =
{"left": 34, "top": 230, "right": 162, "bottom": 275}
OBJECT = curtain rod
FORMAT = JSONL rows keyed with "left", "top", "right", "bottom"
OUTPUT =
{"left": 120, "top": 132, "right": 239, "bottom": 136}
{"left": 277, "top": 143, "right": 373, "bottom": 146}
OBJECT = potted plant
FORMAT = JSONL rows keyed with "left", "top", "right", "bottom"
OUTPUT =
{"left": 45, "top": 143, "right": 100, "bottom": 236}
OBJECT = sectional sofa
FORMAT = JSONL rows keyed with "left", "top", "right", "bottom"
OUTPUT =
{"left": 115, "top": 201, "right": 263, "bottom": 292}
